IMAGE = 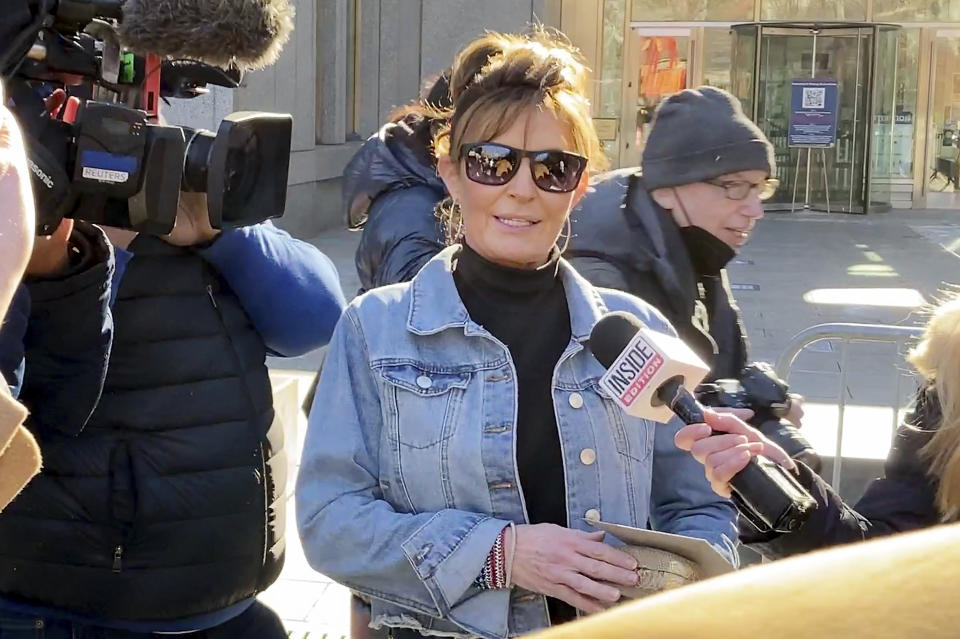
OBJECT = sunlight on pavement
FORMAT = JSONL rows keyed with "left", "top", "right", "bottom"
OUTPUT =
{"left": 846, "top": 264, "right": 898, "bottom": 277}
{"left": 258, "top": 492, "right": 352, "bottom": 639}
{"left": 264, "top": 370, "right": 352, "bottom": 639}
{"left": 803, "top": 288, "right": 926, "bottom": 308}
{"left": 801, "top": 402, "right": 909, "bottom": 460}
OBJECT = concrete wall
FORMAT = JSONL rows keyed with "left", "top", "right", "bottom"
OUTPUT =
{"left": 368, "top": 0, "right": 560, "bottom": 141}
{"left": 161, "top": 85, "right": 234, "bottom": 131}
{"left": 419, "top": 0, "right": 558, "bottom": 83}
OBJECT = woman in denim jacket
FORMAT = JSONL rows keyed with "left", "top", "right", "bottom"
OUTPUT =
{"left": 297, "top": 30, "right": 738, "bottom": 639}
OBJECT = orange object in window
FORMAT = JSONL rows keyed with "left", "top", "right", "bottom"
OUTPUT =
{"left": 639, "top": 37, "right": 687, "bottom": 99}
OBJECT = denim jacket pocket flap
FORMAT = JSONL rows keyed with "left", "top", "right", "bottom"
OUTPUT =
{"left": 376, "top": 364, "right": 471, "bottom": 397}
{"left": 590, "top": 381, "right": 653, "bottom": 464}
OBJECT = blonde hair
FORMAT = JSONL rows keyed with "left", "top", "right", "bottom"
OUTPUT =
{"left": 433, "top": 28, "right": 606, "bottom": 244}
{"left": 906, "top": 290, "right": 960, "bottom": 521}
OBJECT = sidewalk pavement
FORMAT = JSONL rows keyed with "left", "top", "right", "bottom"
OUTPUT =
{"left": 262, "top": 207, "right": 960, "bottom": 636}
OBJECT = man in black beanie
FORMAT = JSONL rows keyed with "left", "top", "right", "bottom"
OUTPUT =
{"left": 566, "top": 86, "right": 814, "bottom": 473}
{"left": 568, "top": 87, "right": 776, "bottom": 377}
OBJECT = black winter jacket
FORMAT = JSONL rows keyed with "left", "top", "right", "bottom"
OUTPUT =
{"left": 345, "top": 117, "right": 447, "bottom": 293}
{"left": 566, "top": 169, "right": 748, "bottom": 380}
{"left": 0, "top": 221, "right": 113, "bottom": 432}
{"left": 751, "top": 385, "right": 942, "bottom": 559}
{"left": 0, "top": 235, "right": 284, "bottom": 620}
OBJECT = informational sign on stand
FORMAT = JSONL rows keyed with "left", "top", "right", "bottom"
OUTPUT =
{"left": 788, "top": 78, "right": 839, "bottom": 148}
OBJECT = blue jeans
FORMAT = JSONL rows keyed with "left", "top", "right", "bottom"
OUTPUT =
{"left": 0, "top": 601, "right": 286, "bottom": 639}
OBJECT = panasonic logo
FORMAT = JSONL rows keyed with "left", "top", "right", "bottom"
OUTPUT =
{"left": 28, "top": 160, "right": 54, "bottom": 190}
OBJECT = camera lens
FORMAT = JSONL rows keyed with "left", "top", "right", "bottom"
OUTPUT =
{"left": 182, "top": 128, "right": 214, "bottom": 194}
{"left": 183, "top": 112, "right": 291, "bottom": 228}
{"left": 223, "top": 127, "right": 259, "bottom": 205}
{"left": 181, "top": 126, "right": 259, "bottom": 203}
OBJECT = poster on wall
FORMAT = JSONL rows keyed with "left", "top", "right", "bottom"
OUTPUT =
{"left": 873, "top": 111, "right": 915, "bottom": 177}
{"left": 788, "top": 78, "right": 839, "bottom": 148}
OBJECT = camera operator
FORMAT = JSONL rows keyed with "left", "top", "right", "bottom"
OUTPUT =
{"left": 675, "top": 292, "right": 959, "bottom": 559}
{"left": 0, "top": 168, "right": 347, "bottom": 636}
{"left": 565, "top": 87, "right": 816, "bottom": 481}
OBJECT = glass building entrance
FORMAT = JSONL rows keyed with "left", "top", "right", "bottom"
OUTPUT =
{"left": 926, "top": 30, "right": 960, "bottom": 209}
{"left": 574, "top": 1, "right": 960, "bottom": 210}
{"left": 731, "top": 23, "right": 901, "bottom": 213}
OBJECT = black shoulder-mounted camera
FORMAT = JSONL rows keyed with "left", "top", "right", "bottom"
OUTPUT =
{"left": 2, "top": 0, "right": 292, "bottom": 235}
{"left": 698, "top": 362, "right": 822, "bottom": 473}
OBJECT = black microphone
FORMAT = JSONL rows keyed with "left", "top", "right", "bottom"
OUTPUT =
{"left": 589, "top": 312, "right": 816, "bottom": 535}
{"left": 116, "top": 0, "right": 295, "bottom": 70}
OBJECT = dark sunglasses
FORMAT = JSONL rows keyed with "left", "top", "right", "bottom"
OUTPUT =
{"left": 460, "top": 142, "right": 587, "bottom": 193}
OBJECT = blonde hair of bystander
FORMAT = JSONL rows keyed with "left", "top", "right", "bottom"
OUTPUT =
{"left": 907, "top": 289, "right": 960, "bottom": 521}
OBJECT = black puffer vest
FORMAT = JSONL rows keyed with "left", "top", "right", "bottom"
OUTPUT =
{"left": 0, "top": 236, "right": 285, "bottom": 620}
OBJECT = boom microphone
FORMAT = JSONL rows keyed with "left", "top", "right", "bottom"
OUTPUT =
{"left": 116, "top": 0, "right": 295, "bottom": 70}
{"left": 589, "top": 311, "right": 816, "bottom": 534}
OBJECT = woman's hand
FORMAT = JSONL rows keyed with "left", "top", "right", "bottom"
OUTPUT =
{"left": 506, "top": 524, "right": 639, "bottom": 614}
{"left": 674, "top": 409, "right": 796, "bottom": 498}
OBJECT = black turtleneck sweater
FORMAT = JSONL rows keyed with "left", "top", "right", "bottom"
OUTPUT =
{"left": 453, "top": 243, "right": 576, "bottom": 623}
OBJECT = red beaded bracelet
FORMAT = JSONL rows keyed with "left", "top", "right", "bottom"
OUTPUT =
{"left": 477, "top": 527, "right": 508, "bottom": 590}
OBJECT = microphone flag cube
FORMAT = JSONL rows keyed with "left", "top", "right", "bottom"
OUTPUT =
{"left": 598, "top": 326, "right": 710, "bottom": 423}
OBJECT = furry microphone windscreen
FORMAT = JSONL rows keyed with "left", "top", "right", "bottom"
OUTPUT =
{"left": 117, "top": 0, "right": 295, "bottom": 70}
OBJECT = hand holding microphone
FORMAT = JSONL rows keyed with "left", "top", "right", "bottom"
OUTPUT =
{"left": 675, "top": 411, "right": 796, "bottom": 499}
{"left": 588, "top": 312, "right": 815, "bottom": 535}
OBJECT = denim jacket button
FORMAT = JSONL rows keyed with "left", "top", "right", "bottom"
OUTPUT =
{"left": 414, "top": 543, "right": 432, "bottom": 564}
{"left": 416, "top": 375, "right": 433, "bottom": 389}
{"left": 579, "top": 448, "right": 597, "bottom": 465}
{"left": 568, "top": 392, "right": 584, "bottom": 409}
{"left": 584, "top": 508, "right": 600, "bottom": 522}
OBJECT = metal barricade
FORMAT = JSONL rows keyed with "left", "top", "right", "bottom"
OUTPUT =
{"left": 774, "top": 322, "right": 924, "bottom": 489}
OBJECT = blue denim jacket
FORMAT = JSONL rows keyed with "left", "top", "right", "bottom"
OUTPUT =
{"left": 297, "top": 246, "right": 738, "bottom": 639}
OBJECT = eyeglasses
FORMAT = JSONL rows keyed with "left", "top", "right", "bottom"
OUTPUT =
{"left": 460, "top": 142, "right": 587, "bottom": 193}
{"left": 706, "top": 178, "right": 780, "bottom": 201}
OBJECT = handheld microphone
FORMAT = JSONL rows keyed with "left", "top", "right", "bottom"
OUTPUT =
{"left": 116, "top": 0, "right": 295, "bottom": 70}
{"left": 589, "top": 311, "right": 816, "bottom": 534}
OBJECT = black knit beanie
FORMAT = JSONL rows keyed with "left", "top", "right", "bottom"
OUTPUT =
{"left": 641, "top": 87, "right": 775, "bottom": 191}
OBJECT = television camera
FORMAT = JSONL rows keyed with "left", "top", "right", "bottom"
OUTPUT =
{"left": 1, "top": 0, "right": 294, "bottom": 235}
